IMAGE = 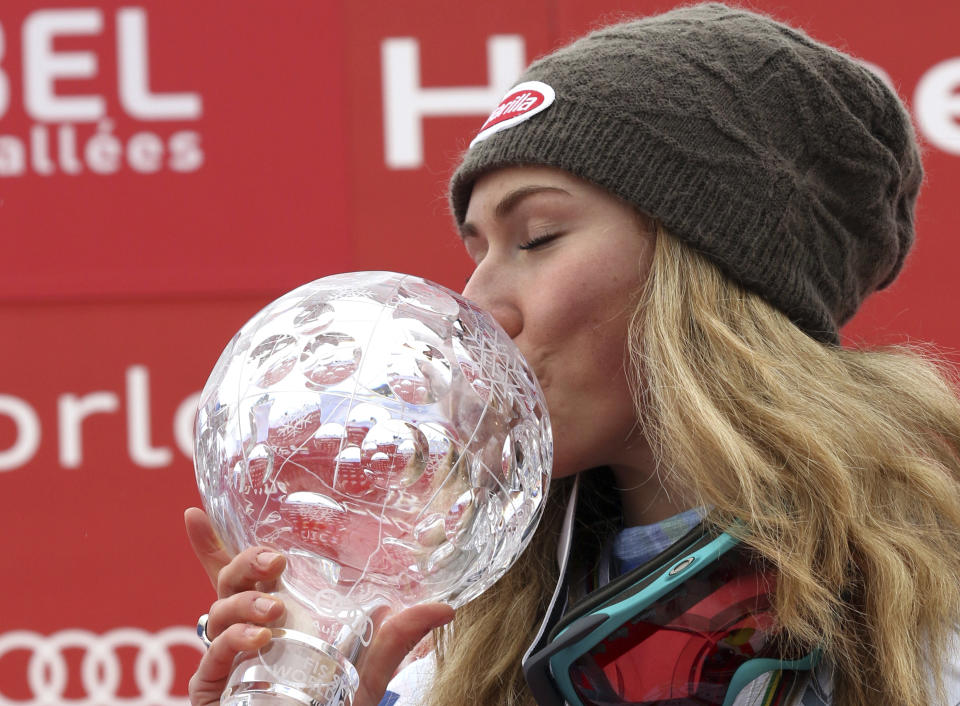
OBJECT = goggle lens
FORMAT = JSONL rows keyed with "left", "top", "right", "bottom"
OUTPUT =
{"left": 568, "top": 551, "right": 778, "bottom": 705}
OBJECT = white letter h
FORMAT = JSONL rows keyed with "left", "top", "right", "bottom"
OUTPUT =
{"left": 382, "top": 35, "right": 525, "bottom": 169}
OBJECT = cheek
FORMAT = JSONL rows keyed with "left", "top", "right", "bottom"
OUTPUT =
{"left": 541, "top": 284, "right": 639, "bottom": 448}
{"left": 528, "top": 264, "right": 639, "bottom": 380}
{"left": 571, "top": 287, "right": 637, "bottom": 365}
{"left": 534, "top": 296, "right": 635, "bottom": 422}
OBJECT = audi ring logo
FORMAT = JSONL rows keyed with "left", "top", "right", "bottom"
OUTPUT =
{"left": 0, "top": 627, "right": 204, "bottom": 705}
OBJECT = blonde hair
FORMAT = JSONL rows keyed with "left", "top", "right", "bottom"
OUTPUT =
{"left": 427, "top": 225, "right": 960, "bottom": 705}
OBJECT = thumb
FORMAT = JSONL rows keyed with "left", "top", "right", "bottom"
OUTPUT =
{"left": 353, "top": 603, "right": 454, "bottom": 706}
{"left": 184, "top": 507, "right": 232, "bottom": 589}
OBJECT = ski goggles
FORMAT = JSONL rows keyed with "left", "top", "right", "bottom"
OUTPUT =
{"left": 524, "top": 523, "right": 816, "bottom": 706}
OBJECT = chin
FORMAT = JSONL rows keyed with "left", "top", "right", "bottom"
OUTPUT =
{"left": 548, "top": 456, "right": 586, "bottom": 480}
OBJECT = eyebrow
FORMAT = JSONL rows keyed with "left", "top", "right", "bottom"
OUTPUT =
{"left": 459, "top": 185, "right": 571, "bottom": 238}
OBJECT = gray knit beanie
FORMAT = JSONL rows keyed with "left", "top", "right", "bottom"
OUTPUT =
{"left": 449, "top": 3, "right": 923, "bottom": 344}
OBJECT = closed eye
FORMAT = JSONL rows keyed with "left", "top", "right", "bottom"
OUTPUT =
{"left": 518, "top": 233, "right": 560, "bottom": 250}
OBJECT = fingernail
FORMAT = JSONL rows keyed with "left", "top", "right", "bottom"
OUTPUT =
{"left": 257, "top": 552, "right": 281, "bottom": 569}
{"left": 255, "top": 597, "right": 276, "bottom": 615}
{"left": 245, "top": 626, "right": 269, "bottom": 640}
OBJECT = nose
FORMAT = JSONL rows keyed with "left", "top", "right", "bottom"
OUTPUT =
{"left": 462, "top": 264, "right": 523, "bottom": 339}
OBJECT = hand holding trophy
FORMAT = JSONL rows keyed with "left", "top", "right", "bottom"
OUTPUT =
{"left": 193, "top": 272, "right": 552, "bottom": 705}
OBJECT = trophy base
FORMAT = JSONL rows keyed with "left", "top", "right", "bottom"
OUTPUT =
{"left": 222, "top": 628, "right": 360, "bottom": 706}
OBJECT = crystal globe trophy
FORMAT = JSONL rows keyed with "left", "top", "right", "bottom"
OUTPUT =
{"left": 193, "top": 272, "right": 552, "bottom": 705}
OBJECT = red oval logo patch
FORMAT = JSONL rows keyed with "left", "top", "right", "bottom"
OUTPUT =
{"left": 480, "top": 89, "right": 546, "bottom": 131}
{"left": 470, "top": 81, "right": 556, "bottom": 148}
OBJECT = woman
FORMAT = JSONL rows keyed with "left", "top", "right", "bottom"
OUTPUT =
{"left": 187, "top": 4, "right": 960, "bottom": 705}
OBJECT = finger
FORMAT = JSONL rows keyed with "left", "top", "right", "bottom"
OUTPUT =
{"left": 189, "top": 623, "right": 272, "bottom": 705}
{"left": 353, "top": 603, "right": 455, "bottom": 706}
{"left": 184, "top": 508, "right": 232, "bottom": 589}
{"left": 206, "top": 591, "right": 286, "bottom": 640}
{"left": 216, "top": 546, "right": 286, "bottom": 598}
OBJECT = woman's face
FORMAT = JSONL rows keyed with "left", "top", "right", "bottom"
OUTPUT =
{"left": 460, "top": 166, "right": 656, "bottom": 480}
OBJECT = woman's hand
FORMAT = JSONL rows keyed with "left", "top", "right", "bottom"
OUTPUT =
{"left": 185, "top": 507, "right": 285, "bottom": 706}
{"left": 184, "top": 507, "right": 454, "bottom": 706}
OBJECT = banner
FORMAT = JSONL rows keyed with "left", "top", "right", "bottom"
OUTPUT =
{"left": 1, "top": 1, "right": 958, "bottom": 702}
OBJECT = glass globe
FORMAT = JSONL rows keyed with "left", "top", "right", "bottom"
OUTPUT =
{"left": 194, "top": 272, "right": 552, "bottom": 705}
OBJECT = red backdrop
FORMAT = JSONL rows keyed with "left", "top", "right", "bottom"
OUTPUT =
{"left": 1, "top": 1, "right": 958, "bottom": 702}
